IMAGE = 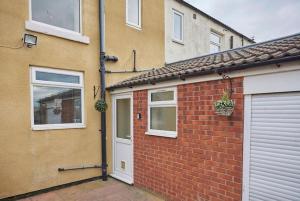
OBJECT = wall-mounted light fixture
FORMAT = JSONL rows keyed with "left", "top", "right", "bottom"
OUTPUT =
{"left": 23, "top": 34, "right": 37, "bottom": 48}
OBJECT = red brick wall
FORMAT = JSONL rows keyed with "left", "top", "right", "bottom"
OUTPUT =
{"left": 133, "top": 77, "right": 244, "bottom": 201}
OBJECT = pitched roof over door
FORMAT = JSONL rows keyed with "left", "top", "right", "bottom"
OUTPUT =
{"left": 108, "top": 33, "right": 300, "bottom": 90}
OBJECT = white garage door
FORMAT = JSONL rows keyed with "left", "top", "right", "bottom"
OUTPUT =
{"left": 244, "top": 92, "right": 300, "bottom": 201}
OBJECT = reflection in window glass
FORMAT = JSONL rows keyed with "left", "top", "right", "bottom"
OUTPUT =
{"left": 117, "top": 99, "right": 131, "bottom": 139}
{"left": 150, "top": 107, "right": 176, "bottom": 131}
{"left": 173, "top": 12, "right": 183, "bottom": 41}
{"left": 36, "top": 71, "right": 80, "bottom": 84}
{"left": 127, "top": 0, "right": 140, "bottom": 26}
{"left": 33, "top": 86, "right": 82, "bottom": 124}
{"left": 31, "top": 0, "right": 80, "bottom": 32}
{"left": 210, "top": 32, "right": 221, "bottom": 53}
{"left": 151, "top": 91, "right": 174, "bottom": 102}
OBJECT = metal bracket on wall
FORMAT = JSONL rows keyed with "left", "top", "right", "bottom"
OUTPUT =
{"left": 221, "top": 74, "right": 233, "bottom": 98}
{"left": 94, "top": 85, "right": 100, "bottom": 99}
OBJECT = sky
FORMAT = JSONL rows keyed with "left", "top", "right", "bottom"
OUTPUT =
{"left": 185, "top": 0, "right": 300, "bottom": 42}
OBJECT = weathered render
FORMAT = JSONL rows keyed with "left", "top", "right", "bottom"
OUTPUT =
{"left": 165, "top": 0, "right": 254, "bottom": 63}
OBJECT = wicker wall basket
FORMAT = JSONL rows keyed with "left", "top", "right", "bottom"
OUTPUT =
{"left": 215, "top": 106, "right": 234, "bottom": 116}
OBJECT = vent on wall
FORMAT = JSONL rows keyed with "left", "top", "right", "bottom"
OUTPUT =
{"left": 193, "top": 13, "right": 196, "bottom": 19}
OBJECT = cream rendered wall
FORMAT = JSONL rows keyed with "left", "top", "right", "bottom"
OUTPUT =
{"left": 104, "top": 0, "right": 165, "bottom": 174}
{"left": 0, "top": 0, "right": 102, "bottom": 198}
{"left": 0, "top": 0, "right": 165, "bottom": 198}
{"left": 165, "top": 0, "right": 253, "bottom": 63}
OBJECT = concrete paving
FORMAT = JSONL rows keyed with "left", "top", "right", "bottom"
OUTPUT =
{"left": 17, "top": 178, "right": 164, "bottom": 201}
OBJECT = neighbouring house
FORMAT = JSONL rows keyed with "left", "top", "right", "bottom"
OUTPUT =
{"left": 107, "top": 33, "right": 300, "bottom": 201}
{"left": 165, "top": 0, "right": 255, "bottom": 63}
{"left": 0, "top": 0, "right": 164, "bottom": 199}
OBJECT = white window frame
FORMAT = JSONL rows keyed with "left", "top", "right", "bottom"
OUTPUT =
{"left": 146, "top": 87, "right": 177, "bottom": 138}
{"left": 30, "top": 67, "right": 85, "bottom": 130}
{"left": 172, "top": 9, "right": 184, "bottom": 44}
{"left": 210, "top": 31, "right": 222, "bottom": 53}
{"left": 126, "top": 0, "right": 142, "bottom": 30}
{"left": 26, "top": 0, "right": 90, "bottom": 44}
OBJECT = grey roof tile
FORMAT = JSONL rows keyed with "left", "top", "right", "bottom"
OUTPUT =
{"left": 108, "top": 33, "right": 300, "bottom": 90}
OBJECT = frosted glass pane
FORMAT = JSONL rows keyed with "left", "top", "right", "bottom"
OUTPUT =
{"left": 32, "top": 0, "right": 80, "bottom": 32}
{"left": 150, "top": 107, "right": 176, "bottom": 131}
{"left": 173, "top": 12, "right": 183, "bottom": 40}
{"left": 117, "top": 99, "right": 131, "bottom": 139}
{"left": 151, "top": 91, "right": 174, "bottom": 102}
{"left": 127, "top": 0, "right": 140, "bottom": 25}
{"left": 36, "top": 71, "right": 80, "bottom": 84}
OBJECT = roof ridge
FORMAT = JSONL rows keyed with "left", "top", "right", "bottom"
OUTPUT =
{"left": 166, "top": 32, "right": 300, "bottom": 66}
{"left": 108, "top": 32, "right": 300, "bottom": 90}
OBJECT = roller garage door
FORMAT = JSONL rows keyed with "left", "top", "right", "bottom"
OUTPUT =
{"left": 245, "top": 92, "right": 300, "bottom": 201}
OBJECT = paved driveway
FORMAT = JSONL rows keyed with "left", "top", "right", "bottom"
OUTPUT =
{"left": 18, "top": 178, "right": 164, "bottom": 201}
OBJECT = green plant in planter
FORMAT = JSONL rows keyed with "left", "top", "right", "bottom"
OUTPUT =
{"left": 95, "top": 99, "right": 107, "bottom": 112}
{"left": 214, "top": 91, "right": 234, "bottom": 116}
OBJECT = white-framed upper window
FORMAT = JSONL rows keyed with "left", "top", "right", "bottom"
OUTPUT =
{"left": 26, "top": 0, "right": 90, "bottom": 44}
{"left": 31, "top": 0, "right": 81, "bottom": 32}
{"left": 147, "top": 88, "right": 177, "bottom": 138}
{"left": 210, "top": 31, "right": 222, "bottom": 53}
{"left": 126, "top": 0, "right": 141, "bottom": 29}
{"left": 172, "top": 9, "right": 184, "bottom": 43}
{"left": 31, "top": 67, "right": 85, "bottom": 130}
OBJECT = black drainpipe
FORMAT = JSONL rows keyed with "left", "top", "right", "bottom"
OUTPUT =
{"left": 99, "top": 0, "right": 107, "bottom": 181}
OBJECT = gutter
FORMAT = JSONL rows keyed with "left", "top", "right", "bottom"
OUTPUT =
{"left": 99, "top": 0, "right": 108, "bottom": 181}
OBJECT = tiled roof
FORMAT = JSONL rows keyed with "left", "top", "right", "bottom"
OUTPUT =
{"left": 108, "top": 33, "right": 300, "bottom": 90}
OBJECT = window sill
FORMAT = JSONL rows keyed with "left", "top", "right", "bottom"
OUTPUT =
{"left": 32, "top": 124, "right": 86, "bottom": 131}
{"left": 172, "top": 39, "right": 184, "bottom": 45}
{"left": 25, "top": 20, "right": 90, "bottom": 44}
{"left": 126, "top": 22, "right": 142, "bottom": 31}
{"left": 145, "top": 131, "right": 177, "bottom": 138}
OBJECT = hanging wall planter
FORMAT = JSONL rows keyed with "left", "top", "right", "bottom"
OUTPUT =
{"left": 95, "top": 99, "right": 107, "bottom": 112}
{"left": 214, "top": 91, "right": 235, "bottom": 116}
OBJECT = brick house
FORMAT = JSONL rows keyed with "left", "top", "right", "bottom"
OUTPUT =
{"left": 107, "top": 34, "right": 300, "bottom": 201}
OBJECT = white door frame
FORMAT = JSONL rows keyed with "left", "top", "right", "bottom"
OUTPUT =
{"left": 242, "top": 70, "right": 300, "bottom": 200}
{"left": 111, "top": 92, "right": 134, "bottom": 184}
{"left": 242, "top": 95, "right": 251, "bottom": 201}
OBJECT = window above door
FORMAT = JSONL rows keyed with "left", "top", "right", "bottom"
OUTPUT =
{"left": 26, "top": 0, "right": 89, "bottom": 44}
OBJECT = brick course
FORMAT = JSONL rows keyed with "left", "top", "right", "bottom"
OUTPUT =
{"left": 133, "top": 77, "right": 244, "bottom": 201}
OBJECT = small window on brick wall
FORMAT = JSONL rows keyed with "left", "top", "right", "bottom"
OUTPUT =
{"left": 146, "top": 88, "right": 177, "bottom": 138}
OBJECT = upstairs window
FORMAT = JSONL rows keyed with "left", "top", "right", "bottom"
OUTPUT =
{"left": 172, "top": 9, "right": 184, "bottom": 43}
{"left": 210, "top": 31, "right": 222, "bottom": 53}
{"left": 126, "top": 0, "right": 141, "bottom": 29}
{"left": 31, "top": 0, "right": 81, "bottom": 32}
{"left": 147, "top": 88, "right": 177, "bottom": 138}
{"left": 31, "top": 67, "right": 84, "bottom": 130}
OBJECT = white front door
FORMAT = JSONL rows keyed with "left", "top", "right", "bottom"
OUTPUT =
{"left": 111, "top": 94, "right": 133, "bottom": 184}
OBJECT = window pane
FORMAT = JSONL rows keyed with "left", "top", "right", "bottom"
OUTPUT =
{"left": 32, "top": 0, "right": 80, "bottom": 32}
{"left": 210, "top": 32, "right": 221, "bottom": 44}
{"left": 127, "top": 0, "right": 140, "bottom": 26}
{"left": 36, "top": 71, "right": 80, "bottom": 84}
{"left": 33, "top": 86, "right": 82, "bottom": 125}
{"left": 150, "top": 107, "right": 176, "bottom": 131}
{"left": 210, "top": 43, "right": 220, "bottom": 53}
{"left": 174, "top": 12, "right": 183, "bottom": 40}
{"left": 151, "top": 91, "right": 174, "bottom": 102}
{"left": 117, "top": 99, "right": 131, "bottom": 139}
